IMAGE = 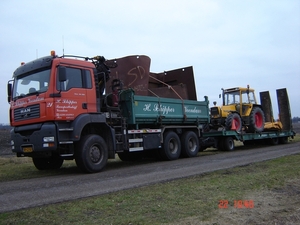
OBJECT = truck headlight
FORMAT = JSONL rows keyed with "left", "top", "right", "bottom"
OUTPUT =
{"left": 43, "top": 136, "right": 55, "bottom": 142}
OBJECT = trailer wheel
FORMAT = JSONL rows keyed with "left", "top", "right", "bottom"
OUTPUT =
{"left": 243, "top": 140, "right": 255, "bottom": 146}
{"left": 181, "top": 131, "right": 199, "bottom": 157}
{"left": 32, "top": 155, "right": 64, "bottom": 170}
{"left": 269, "top": 137, "right": 279, "bottom": 145}
{"left": 223, "top": 137, "right": 235, "bottom": 151}
{"left": 249, "top": 107, "right": 265, "bottom": 132}
{"left": 279, "top": 137, "right": 288, "bottom": 144}
{"left": 160, "top": 131, "right": 181, "bottom": 160}
{"left": 75, "top": 134, "right": 108, "bottom": 173}
{"left": 225, "top": 113, "right": 242, "bottom": 132}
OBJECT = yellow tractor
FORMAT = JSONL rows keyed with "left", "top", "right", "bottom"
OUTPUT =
{"left": 210, "top": 86, "right": 265, "bottom": 132}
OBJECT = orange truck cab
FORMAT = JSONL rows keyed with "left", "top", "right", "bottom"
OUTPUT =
{"left": 7, "top": 51, "right": 116, "bottom": 172}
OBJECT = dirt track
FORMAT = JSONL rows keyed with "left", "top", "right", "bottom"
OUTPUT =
{"left": 0, "top": 110, "right": 299, "bottom": 225}
{"left": 0, "top": 141, "right": 299, "bottom": 213}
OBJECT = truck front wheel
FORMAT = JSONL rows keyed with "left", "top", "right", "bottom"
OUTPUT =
{"left": 75, "top": 134, "right": 108, "bottom": 173}
{"left": 160, "top": 131, "right": 181, "bottom": 160}
{"left": 32, "top": 155, "right": 63, "bottom": 170}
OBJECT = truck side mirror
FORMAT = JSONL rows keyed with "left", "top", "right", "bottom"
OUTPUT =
{"left": 58, "top": 67, "right": 67, "bottom": 82}
{"left": 7, "top": 82, "right": 12, "bottom": 103}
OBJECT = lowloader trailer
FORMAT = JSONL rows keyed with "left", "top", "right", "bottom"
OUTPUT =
{"left": 201, "top": 88, "right": 295, "bottom": 151}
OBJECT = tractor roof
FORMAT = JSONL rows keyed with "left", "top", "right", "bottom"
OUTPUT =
{"left": 224, "top": 87, "right": 255, "bottom": 93}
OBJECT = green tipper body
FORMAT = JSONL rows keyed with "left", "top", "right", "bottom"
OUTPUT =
{"left": 119, "top": 89, "right": 210, "bottom": 125}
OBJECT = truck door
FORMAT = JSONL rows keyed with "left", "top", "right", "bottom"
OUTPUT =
{"left": 54, "top": 66, "right": 92, "bottom": 120}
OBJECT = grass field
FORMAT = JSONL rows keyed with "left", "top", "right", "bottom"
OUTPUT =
{"left": 0, "top": 153, "right": 299, "bottom": 224}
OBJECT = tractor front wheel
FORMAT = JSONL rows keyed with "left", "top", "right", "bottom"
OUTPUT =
{"left": 225, "top": 113, "right": 242, "bottom": 132}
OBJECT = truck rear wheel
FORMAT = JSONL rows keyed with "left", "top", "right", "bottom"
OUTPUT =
{"left": 75, "top": 134, "right": 108, "bottom": 173}
{"left": 160, "top": 131, "right": 181, "bottom": 160}
{"left": 249, "top": 107, "right": 265, "bottom": 132}
{"left": 181, "top": 131, "right": 199, "bottom": 157}
{"left": 32, "top": 155, "right": 64, "bottom": 170}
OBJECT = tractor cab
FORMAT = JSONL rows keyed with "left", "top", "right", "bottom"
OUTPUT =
{"left": 223, "top": 86, "right": 257, "bottom": 117}
{"left": 210, "top": 86, "right": 265, "bottom": 132}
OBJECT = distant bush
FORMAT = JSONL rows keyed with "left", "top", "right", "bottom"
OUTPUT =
{"left": 292, "top": 117, "right": 300, "bottom": 123}
{"left": 0, "top": 124, "right": 12, "bottom": 130}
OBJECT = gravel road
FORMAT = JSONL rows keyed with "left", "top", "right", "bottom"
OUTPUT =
{"left": 0, "top": 141, "right": 299, "bottom": 213}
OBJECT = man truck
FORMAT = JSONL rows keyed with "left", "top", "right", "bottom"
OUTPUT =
{"left": 7, "top": 51, "right": 210, "bottom": 173}
{"left": 7, "top": 51, "right": 295, "bottom": 173}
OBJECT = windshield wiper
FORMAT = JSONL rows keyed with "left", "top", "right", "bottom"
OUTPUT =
{"left": 26, "top": 91, "right": 40, "bottom": 97}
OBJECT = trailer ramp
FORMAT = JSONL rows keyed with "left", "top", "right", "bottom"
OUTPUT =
{"left": 277, "top": 88, "right": 293, "bottom": 131}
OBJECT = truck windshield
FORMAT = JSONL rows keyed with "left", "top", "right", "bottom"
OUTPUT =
{"left": 12, "top": 69, "right": 51, "bottom": 100}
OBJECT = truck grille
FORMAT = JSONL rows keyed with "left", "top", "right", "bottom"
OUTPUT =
{"left": 14, "top": 104, "right": 40, "bottom": 121}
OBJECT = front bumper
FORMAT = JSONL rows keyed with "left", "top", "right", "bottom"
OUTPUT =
{"left": 11, "top": 122, "right": 58, "bottom": 157}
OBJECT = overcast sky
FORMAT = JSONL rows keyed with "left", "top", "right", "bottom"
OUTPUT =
{"left": 0, "top": 0, "right": 299, "bottom": 124}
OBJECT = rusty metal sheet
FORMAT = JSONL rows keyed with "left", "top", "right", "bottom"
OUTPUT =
{"left": 107, "top": 55, "right": 151, "bottom": 96}
{"left": 149, "top": 66, "right": 197, "bottom": 100}
{"left": 148, "top": 84, "right": 189, "bottom": 99}
{"left": 106, "top": 56, "right": 197, "bottom": 100}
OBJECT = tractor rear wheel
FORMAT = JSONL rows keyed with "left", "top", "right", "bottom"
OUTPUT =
{"left": 249, "top": 107, "right": 265, "bottom": 132}
{"left": 225, "top": 113, "right": 242, "bottom": 132}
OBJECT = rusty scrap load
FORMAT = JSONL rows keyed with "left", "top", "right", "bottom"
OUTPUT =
{"left": 106, "top": 55, "right": 197, "bottom": 100}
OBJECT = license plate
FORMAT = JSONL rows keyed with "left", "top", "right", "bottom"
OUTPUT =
{"left": 23, "top": 146, "right": 33, "bottom": 153}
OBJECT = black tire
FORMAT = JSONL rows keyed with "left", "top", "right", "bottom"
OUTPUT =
{"left": 75, "top": 134, "right": 108, "bottom": 173}
{"left": 217, "top": 138, "right": 224, "bottom": 151}
{"left": 117, "top": 152, "right": 143, "bottom": 161}
{"left": 279, "top": 137, "right": 288, "bottom": 144}
{"left": 32, "top": 156, "right": 64, "bottom": 170}
{"left": 199, "top": 146, "right": 207, "bottom": 152}
{"left": 269, "top": 138, "right": 279, "bottom": 145}
{"left": 243, "top": 140, "right": 255, "bottom": 146}
{"left": 181, "top": 131, "right": 199, "bottom": 157}
{"left": 223, "top": 137, "right": 235, "bottom": 151}
{"left": 249, "top": 107, "right": 265, "bottom": 132}
{"left": 160, "top": 131, "right": 181, "bottom": 160}
{"left": 225, "top": 113, "right": 242, "bottom": 132}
